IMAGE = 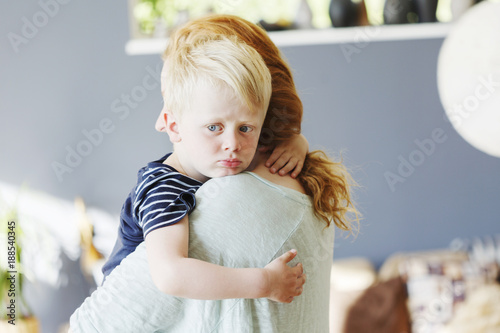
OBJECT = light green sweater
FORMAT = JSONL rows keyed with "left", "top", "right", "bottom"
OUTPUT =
{"left": 70, "top": 172, "right": 334, "bottom": 332}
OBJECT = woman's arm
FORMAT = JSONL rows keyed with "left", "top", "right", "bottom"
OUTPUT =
{"left": 145, "top": 216, "right": 305, "bottom": 303}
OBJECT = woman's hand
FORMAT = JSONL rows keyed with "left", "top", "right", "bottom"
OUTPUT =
{"left": 261, "top": 134, "right": 309, "bottom": 178}
{"left": 263, "top": 249, "right": 306, "bottom": 303}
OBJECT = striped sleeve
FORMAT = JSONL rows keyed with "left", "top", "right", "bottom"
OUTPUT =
{"left": 132, "top": 166, "right": 201, "bottom": 236}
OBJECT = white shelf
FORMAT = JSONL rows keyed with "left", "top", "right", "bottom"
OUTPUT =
{"left": 125, "top": 22, "right": 452, "bottom": 55}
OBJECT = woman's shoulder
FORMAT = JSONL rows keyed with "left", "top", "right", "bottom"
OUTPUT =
{"left": 249, "top": 163, "right": 306, "bottom": 194}
{"left": 197, "top": 169, "right": 310, "bottom": 207}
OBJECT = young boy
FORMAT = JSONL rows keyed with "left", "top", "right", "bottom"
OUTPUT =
{"left": 102, "top": 35, "right": 305, "bottom": 303}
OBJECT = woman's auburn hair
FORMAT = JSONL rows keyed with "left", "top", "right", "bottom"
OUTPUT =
{"left": 165, "top": 14, "right": 359, "bottom": 233}
{"left": 298, "top": 150, "right": 359, "bottom": 233}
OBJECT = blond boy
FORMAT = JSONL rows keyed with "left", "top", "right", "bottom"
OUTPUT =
{"left": 102, "top": 35, "right": 305, "bottom": 303}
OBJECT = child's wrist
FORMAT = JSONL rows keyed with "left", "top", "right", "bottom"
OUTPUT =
{"left": 258, "top": 268, "right": 272, "bottom": 299}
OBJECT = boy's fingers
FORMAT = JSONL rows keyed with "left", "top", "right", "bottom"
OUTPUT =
{"left": 266, "top": 149, "right": 286, "bottom": 169}
{"left": 294, "top": 262, "right": 303, "bottom": 274}
{"left": 290, "top": 160, "right": 304, "bottom": 178}
{"left": 298, "top": 274, "right": 306, "bottom": 289}
{"left": 272, "top": 153, "right": 292, "bottom": 170}
{"left": 280, "top": 249, "right": 297, "bottom": 263}
{"left": 277, "top": 160, "right": 295, "bottom": 176}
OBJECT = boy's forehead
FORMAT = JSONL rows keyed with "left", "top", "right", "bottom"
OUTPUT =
{"left": 184, "top": 84, "right": 266, "bottom": 122}
{"left": 161, "top": 62, "right": 268, "bottom": 123}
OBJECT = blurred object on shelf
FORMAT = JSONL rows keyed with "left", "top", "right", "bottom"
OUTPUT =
{"left": 329, "top": 0, "right": 370, "bottom": 27}
{"left": 383, "top": 0, "right": 419, "bottom": 24}
{"left": 258, "top": 19, "right": 295, "bottom": 32}
{"left": 328, "top": 0, "right": 370, "bottom": 27}
{"left": 415, "top": 0, "right": 439, "bottom": 21}
{"left": 75, "top": 197, "right": 105, "bottom": 286}
{"left": 357, "top": 0, "right": 371, "bottom": 25}
{"left": 329, "top": 0, "right": 360, "bottom": 26}
{"left": 128, "top": 0, "right": 468, "bottom": 45}
{"left": 295, "top": 0, "right": 314, "bottom": 29}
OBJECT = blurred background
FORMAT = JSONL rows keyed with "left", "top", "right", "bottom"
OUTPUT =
{"left": 1, "top": 0, "right": 499, "bottom": 332}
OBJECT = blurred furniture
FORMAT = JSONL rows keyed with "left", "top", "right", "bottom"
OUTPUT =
{"left": 330, "top": 238, "right": 500, "bottom": 333}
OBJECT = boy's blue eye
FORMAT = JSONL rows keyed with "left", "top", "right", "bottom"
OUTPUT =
{"left": 208, "top": 125, "right": 222, "bottom": 132}
{"left": 240, "top": 126, "right": 252, "bottom": 133}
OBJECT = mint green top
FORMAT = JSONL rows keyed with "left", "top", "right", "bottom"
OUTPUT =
{"left": 70, "top": 172, "right": 335, "bottom": 332}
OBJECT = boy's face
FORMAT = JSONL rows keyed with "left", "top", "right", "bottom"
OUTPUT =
{"left": 167, "top": 83, "right": 266, "bottom": 183}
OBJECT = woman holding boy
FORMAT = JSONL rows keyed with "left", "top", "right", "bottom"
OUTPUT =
{"left": 70, "top": 14, "right": 358, "bottom": 332}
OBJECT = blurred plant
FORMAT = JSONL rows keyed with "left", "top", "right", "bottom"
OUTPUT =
{"left": 132, "top": 0, "right": 331, "bottom": 36}
{"left": 133, "top": 0, "right": 212, "bottom": 36}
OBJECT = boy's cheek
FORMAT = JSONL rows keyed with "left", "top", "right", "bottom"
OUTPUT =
{"left": 246, "top": 136, "right": 260, "bottom": 151}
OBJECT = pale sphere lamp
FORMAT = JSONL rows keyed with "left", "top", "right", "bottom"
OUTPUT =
{"left": 437, "top": 1, "right": 500, "bottom": 157}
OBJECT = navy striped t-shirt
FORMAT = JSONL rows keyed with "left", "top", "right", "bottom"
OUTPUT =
{"left": 102, "top": 153, "right": 202, "bottom": 278}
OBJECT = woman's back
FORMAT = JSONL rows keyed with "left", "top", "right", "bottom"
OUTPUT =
{"left": 186, "top": 171, "right": 334, "bottom": 331}
{"left": 70, "top": 170, "right": 334, "bottom": 332}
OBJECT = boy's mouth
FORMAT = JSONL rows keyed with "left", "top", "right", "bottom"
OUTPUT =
{"left": 219, "top": 159, "right": 242, "bottom": 168}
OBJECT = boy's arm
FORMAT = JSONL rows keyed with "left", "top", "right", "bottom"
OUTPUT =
{"left": 263, "top": 133, "right": 309, "bottom": 178}
{"left": 145, "top": 216, "right": 305, "bottom": 302}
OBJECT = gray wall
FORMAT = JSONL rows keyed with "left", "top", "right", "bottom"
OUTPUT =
{"left": 1, "top": 2, "right": 499, "bottom": 332}
{"left": 286, "top": 39, "right": 500, "bottom": 263}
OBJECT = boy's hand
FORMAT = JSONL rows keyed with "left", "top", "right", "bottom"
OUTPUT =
{"left": 263, "top": 249, "right": 306, "bottom": 303}
{"left": 262, "top": 134, "right": 309, "bottom": 178}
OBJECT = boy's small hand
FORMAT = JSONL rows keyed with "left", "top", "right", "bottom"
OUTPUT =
{"left": 263, "top": 134, "right": 308, "bottom": 178}
{"left": 263, "top": 249, "right": 306, "bottom": 303}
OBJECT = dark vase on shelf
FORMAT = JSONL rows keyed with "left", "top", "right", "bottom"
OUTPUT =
{"left": 383, "top": 0, "right": 419, "bottom": 24}
{"left": 329, "top": 0, "right": 359, "bottom": 27}
{"left": 414, "top": 0, "right": 438, "bottom": 22}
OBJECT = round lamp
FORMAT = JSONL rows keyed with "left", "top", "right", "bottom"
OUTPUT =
{"left": 437, "top": 1, "right": 500, "bottom": 157}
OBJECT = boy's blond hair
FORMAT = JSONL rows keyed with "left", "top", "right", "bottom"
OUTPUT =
{"left": 162, "top": 34, "right": 272, "bottom": 117}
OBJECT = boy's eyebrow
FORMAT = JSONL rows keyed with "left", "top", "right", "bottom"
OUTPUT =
{"left": 203, "top": 119, "right": 262, "bottom": 125}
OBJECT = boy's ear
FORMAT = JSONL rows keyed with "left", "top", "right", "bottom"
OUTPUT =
{"left": 155, "top": 111, "right": 167, "bottom": 133}
{"left": 164, "top": 111, "right": 182, "bottom": 143}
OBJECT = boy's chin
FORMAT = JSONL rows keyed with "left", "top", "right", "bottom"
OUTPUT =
{"left": 214, "top": 168, "right": 245, "bottom": 178}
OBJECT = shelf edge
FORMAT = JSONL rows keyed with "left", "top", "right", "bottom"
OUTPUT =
{"left": 125, "top": 23, "right": 452, "bottom": 55}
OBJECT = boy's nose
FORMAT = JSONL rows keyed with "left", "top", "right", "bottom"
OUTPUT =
{"left": 223, "top": 131, "right": 241, "bottom": 152}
